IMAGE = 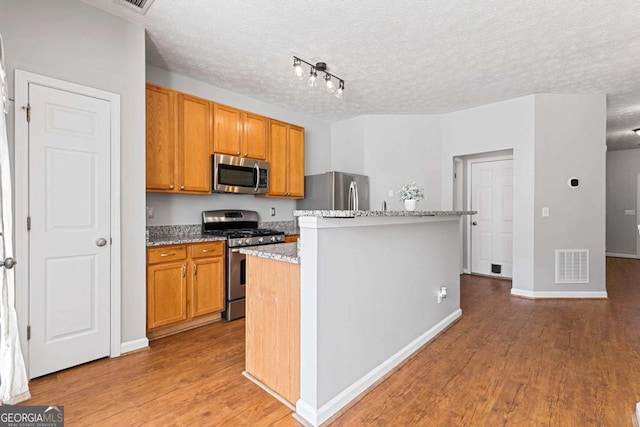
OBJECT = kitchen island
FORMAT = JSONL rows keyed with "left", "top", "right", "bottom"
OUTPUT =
{"left": 242, "top": 210, "right": 473, "bottom": 427}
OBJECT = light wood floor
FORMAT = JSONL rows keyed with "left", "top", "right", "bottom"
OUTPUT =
{"left": 25, "top": 257, "right": 640, "bottom": 426}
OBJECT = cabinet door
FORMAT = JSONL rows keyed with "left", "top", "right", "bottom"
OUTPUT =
{"left": 178, "top": 94, "right": 211, "bottom": 193}
{"left": 147, "top": 261, "right": 187, "bottom": 329}
{"left": 191, "top": 257, "right": 225, "bottom": 318}
{"left": 268, "top": 120, "right": 288, "bottom": 196}
{"left": 243, "top": 112, "right": 268, "bottom": 160}
{"left": 287, "top": 125, "right": 305, "bottom": 198}
{"left": 213, "top": 103, "right": 242, "bottom": 156}
{"left": 146, "top": 84, "right": 176, "bottom": 191}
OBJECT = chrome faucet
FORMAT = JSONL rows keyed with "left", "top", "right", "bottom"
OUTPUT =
{"left": 382, "top": 200, "right": 387, "bottom": 212}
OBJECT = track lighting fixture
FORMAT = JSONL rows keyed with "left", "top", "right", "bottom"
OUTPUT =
{"left": 633, "top": 128, "right": 640, "bottom": 136}
{"left": 293, "top": 56, "right": 345, "bottom": 98}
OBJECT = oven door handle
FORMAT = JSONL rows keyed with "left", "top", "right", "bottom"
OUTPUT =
{"left": 231, "top": 249, "right": 241, "bottom": 253}
{"left": 254, "top": 164, "right": 260, "bottom": 192}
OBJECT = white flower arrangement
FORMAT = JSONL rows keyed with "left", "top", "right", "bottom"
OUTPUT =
{"left": 398, "top": 181, "right": 425, "bottom": 202}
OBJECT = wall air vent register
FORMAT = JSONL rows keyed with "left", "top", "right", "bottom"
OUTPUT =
{"left": 116, "top": 0, "right": 155, "bottom": 14}
{"left": 555, "top": 249, "right": 589, "bottom": 284}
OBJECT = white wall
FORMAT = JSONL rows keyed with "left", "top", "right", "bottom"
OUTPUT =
{"left": 0, "top": 0, "right": 147, "bottom": 346}
{"left": 363, "top": 115, "right": 442, "bottom": 211}
{"left": 329, "top": 115, "right": 443, "bottom": 212}
{"left": 533, "top": 94, "right": 607, "bottom": 294}
{"left": 298, "top": 216, "right": 462, "bottom": 425}
{"left": 606, "top": 148, "right": 640, "bottom": 257}
{"left": 441, "top": 96, "right": 536, "bottom": 293}
{"left": 145, "top": 66, "right": 332, "bottom": 224}
{"left": 330, "top": 116, "right": 365, "bottom": 174}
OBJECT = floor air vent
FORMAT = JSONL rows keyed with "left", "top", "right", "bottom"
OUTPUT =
{"left": 555, "top": 249, "right": 589, "bottom": 284}
{"left": 117, "top": 0, "right": 156, "bottom": 14}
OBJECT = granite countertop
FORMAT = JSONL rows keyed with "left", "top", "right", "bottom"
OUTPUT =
{"left": 146, "top": 221, "right": 299, "bottom": 247}
{"left": 293, "top": 210, "right": 476, "bottom": 218}
{"left": 239, "top": 242, "right": 300, "bottom": 264}
{"left": 147, "top": 232, "right": 227, "bottom": 247}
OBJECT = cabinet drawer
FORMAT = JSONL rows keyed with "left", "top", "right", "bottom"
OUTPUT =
{"left": 191, "top": 241, "right": 225, "bottom": 259}
{"left": 148, "top": 245, "right": 187, "bottom": 264}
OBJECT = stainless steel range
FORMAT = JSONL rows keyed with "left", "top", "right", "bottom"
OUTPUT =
{"left": 202, "top": 210, "right": 285, "bottom": 321}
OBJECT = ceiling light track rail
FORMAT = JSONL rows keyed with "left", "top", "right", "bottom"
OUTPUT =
{"left": 293, "top": 56, "right": 345, "bottom": 98}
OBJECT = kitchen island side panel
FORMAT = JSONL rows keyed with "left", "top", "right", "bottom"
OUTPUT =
{"left": 297, "top": 215, "right": 462, "bottom": 425}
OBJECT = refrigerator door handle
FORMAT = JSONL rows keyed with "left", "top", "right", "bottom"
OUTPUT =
{"left": 348, "top": 180, "right": 358, "bottom": 211}
{"left": 353, "top": 181, "right": 359, "bottom": 211}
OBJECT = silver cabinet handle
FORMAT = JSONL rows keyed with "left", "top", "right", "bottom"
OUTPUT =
{"left": 201, "top": 249, "right": 210, "bottom": 253}
{"left": 472, "top": 221, "right": 478, "bottom": 226}
{"left": 96, "top": 237, "right": 107, "bottom": 247}
{"left": 159, "top": 252, "right": 176, "bottom": 257}
{"left": 169, "top": 185, "right": 174, "bottom": 189}
{"left": 180, "top": 185, "right": 185, "bottom": 190}
{"left": 193, "top": 264, "right": 197, "bottom": 276}
{"left": 182, "top": 264, "right": 186, "bottom": 278}
{"left": 1, "top": 257, "right": 16, "bottom": 269}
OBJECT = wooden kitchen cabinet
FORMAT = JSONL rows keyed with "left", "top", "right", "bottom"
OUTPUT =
{"left": 146, "top": 84, "right": 177, "bottom": 191}
{"left": 266, "top": 120, "right": 305, "bottom": 198}
{"left": 284, "top": 234, "right": 299, "bottom": 243}
{"left": 177, "top": 93, "right": 211, "bottom": 192}
{"left": 212, "top": 103, "right": 268, "bottom": 160}
{"left": 147, "top": 241, "right": 225, "bottom": 339}
{"left": 145, "top": 83, "right": 211, "bottom": 193}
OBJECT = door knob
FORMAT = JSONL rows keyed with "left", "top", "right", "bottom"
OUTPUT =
{"left": 472, "top": 221, "right": 478, "bottom": 226}
{"left": 1, "top": 257, "right": 16, "bottom": 269}
{"left": 96, "top": 237, "right": 107, "bottom": 247}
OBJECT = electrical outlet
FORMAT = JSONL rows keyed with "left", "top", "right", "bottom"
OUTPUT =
{"left": 437, "top": 286, "right": 447, "bottom": 304}
{"left": 270, "top": 207, "right": 276, "bottom": 216}
{"left": 388, "top": 189, "right": 394, "bottom": 197}
{"left": 146, "top": 206, "right": 154, "bottom": 218}
{"left": 625, "top": 209, "right": 636, "bottom": 215}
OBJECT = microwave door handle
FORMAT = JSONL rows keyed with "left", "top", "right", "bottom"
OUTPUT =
{"left": 254, "top": 164, "right": 260, "bottom": 192}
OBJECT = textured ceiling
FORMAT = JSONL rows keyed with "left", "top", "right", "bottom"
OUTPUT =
{"left": 82, "top": 0, "right": 640, "bottom": 150}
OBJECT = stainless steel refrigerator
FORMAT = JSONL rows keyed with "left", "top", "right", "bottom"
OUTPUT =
{"left": 296, "top": 171, "right": 370, "bottom": 211}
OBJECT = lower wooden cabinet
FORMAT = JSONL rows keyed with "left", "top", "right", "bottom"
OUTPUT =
{"left": 147, "top": 241, "right": 225, "bottom": 338}
{"left": 284, "top": 234, "right": 299, "bottom": 243}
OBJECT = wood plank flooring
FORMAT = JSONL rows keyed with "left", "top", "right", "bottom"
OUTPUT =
{"left": 24, "top": 257, "right": 640, "bottom": 426}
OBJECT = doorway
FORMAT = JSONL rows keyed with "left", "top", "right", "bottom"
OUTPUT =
{"left": 456, "top": 150, "right": 514, "bottom": 279}
{"left": 14, "top": 71, "right": 121, "bottom": 378}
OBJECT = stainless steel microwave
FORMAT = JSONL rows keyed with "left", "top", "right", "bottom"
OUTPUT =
{"left": 212, "top": 154, "right": 269, "bottom": 194}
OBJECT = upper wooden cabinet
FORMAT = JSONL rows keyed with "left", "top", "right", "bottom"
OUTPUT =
{"left": 267, "top": 120, "right": 305, "bottom": 198}
{"left": 146, "top": 83, "right": 304, "bottom": 198}
{"left": 145, "top": 83, "right": 211, "bottom": 193}
{"left": 146, "top": 84, "right": 176, "bottom": 191}
{"left": 178, "top": 93, "right": 211, "bottom": 192}
{"left": 212, "top": 103, "right": 268, "bottom": 160}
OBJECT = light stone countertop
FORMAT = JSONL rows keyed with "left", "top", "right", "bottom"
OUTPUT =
{"left": 239, "top": 242, "right": 300, "bottom": 264}
{"left": 146, "top": 233, "right": 226, "bottom": 247}
{"left": 293, "top": 210, "right": 476, "bottom": 218}
{"left": 146, "top": 221, "right": 298, "bottom": 247}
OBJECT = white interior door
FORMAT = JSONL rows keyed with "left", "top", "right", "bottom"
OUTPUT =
{"left": 28, "top": 83, "right": 111, "bottom": 378}
{"left": 471, "top": 159, "right": 513, "bottom": 278}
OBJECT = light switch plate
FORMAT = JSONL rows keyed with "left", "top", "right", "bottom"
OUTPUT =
{"left": 542, "top": 207, "right": 549, "bottom": 217}
{"left": 388, "top": 189, "right": 394, "bottom": 197}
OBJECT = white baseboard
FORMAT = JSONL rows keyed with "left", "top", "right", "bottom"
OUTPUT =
{"left": 119, "top": 337, "right": 149, "bottom": 355}
{"left": 462, "top": 268, "right": 471, "bottom": 274}
{"left": 511, "top": 288, "right": 607, "bottom": 299}
{"left": 606, "top": 252, "right": 639, "bottom": 259}
{"left": 295, "top": 309, "right": 463, "bottom": 427}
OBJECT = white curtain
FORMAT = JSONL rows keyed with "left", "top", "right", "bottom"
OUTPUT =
{"left": 0, "top": 33, "right": 30, "bottom": 405}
